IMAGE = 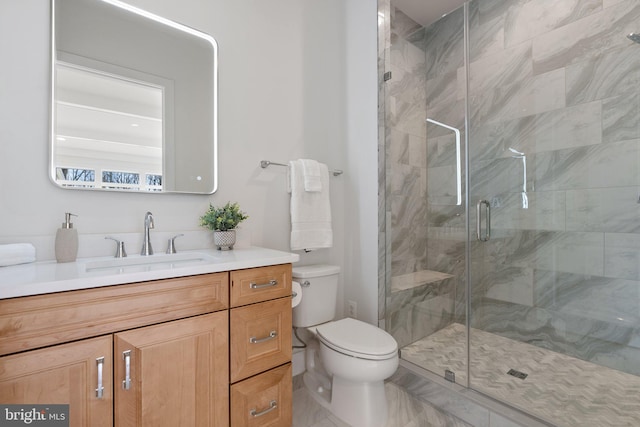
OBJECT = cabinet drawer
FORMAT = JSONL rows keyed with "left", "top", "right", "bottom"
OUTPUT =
{"left": 0, "top": 272, "right": 229, "bottom": 356}
{"left": 231, "top": 363, "right": 292, "bottom": 427}
{"left": 230, "top": 298, "right": 292, "bottom": 383}
{"left": 230, "top": 264, "right": 291, "bottom": 307}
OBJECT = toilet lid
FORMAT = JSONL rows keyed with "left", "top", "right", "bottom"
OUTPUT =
{"left": 316, "top": 318, "right": 398, "bottom": 360}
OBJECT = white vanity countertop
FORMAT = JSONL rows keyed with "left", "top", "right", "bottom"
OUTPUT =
{"left": 0, "top": 247, "right": 299, "bottom": 300}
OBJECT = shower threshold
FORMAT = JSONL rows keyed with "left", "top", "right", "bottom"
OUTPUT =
{"left": 401, "top": 323, "right": 640, "bottom": 427}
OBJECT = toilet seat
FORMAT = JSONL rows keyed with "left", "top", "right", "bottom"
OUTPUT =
{"left": 315, "top": 318, "right": 398, "bottom": 360}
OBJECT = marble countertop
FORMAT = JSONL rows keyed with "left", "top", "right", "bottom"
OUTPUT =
{"left": 0, "top": 246, "right": 299, "bottom": 300}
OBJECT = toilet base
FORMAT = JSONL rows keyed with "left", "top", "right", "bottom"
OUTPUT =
{"left": 301, "top": 341, "right": 334, "bottom": 416}
{"left": 302, "top": 370, "right": 332, "bottom": 410}
{"left": 330, "top": 376, "right": 388, "bottom": 427}
{"left": 302, "top": 369, "right": 389, "bottom": 427}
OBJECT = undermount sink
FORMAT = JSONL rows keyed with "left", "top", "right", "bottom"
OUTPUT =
{"left": 82, "top": 252, "right": 215, "bottom": 273}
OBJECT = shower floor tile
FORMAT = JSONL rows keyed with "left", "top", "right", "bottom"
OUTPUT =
{"left": 401, "top": 323, "right": 640, "bottom": 426}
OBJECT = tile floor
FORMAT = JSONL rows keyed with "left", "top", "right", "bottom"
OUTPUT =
{"left": 292, "top": 379, "right": 471, "bottom": 427}
{"left": 402, "top": 323, "right": 640, "bottom": 427}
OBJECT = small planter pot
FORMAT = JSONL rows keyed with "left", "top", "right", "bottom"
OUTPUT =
{"left": 213, "top": 230, "right": 236, "bottom": 250}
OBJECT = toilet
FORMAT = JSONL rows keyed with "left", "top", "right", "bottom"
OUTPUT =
{"left": 292, "top": 265, "right": 399, "bottom": 427}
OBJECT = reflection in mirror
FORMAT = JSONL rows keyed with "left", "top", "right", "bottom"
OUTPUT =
{"left": 55, "top": 62, "right": 164, "bottom": 191}
{"left": 51, "top": 0, "right": 218, "bottom": 194}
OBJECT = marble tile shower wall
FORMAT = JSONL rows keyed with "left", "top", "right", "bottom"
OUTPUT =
{"left": 388, "top": 7, "right": 428, "bottom": 279}
{"left": 466, "top": 0, "right": 640, "bottom": 375}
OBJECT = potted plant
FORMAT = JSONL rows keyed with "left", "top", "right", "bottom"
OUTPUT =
{"left": 199, "top": 202, "right": 249, "bottom": 250}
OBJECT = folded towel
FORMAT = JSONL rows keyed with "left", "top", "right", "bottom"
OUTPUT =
{"left": 301, "top": 159, "right": 322, "bottom": 192}
{"left": 0, "top": 243, "right": 36, "bottom": 267}
{"left": 289, "top": 160, "right": 333, "bottom": 251}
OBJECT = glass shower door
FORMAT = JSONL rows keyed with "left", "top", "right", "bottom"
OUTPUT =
{"left": 382, "top": 1, "right": 469, "bottom": 388}
{"left": 467, "top": 0, "right": 640, "bottom": 425}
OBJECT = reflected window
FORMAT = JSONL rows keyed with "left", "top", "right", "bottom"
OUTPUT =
{"left": 55, "top": 167, "right": 95, "bottom": 188}
{"left": 146, "top": 174, "right": 163, "bottom": 192}
{"left": 54, "top": 63, "right": 163, "bottom": 191}
{"left": 102, "top": 171, "right": 139, "bottom": 184}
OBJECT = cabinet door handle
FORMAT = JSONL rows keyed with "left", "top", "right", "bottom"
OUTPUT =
{"left": 95, "top": 357, "right": 105, "bottom": 399}
{"left": 249, "top": 330, "right": 277, "bottom": 344}
{"left": 122, "top": 350, "right": 131, "bottom": 390}
{"left": 250, "top": 400, "right": 277, "bottom": 418}
{"left": 250, "top": 279, "right": 277, "bottom": 289}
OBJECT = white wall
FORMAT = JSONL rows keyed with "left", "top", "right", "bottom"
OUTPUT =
{"left": 343, "top": 0, "right": 379, "bottom": 324}
{"left": 0, "top": 0, "right": 378, "bottom": 323}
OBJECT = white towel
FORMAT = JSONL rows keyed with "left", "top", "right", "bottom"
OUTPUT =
{"left": 0, "top": 243, "right": 36, "bottom": 267}
{"left": 289, "top": 160, "right": 333, "bottom": 251}
{"left": 301, "top": 159, "right": 322, "bottom": 192}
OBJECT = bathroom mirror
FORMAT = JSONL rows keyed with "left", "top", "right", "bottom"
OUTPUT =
{"left": 50, "top": 0, "right": 218, "bottom": 193}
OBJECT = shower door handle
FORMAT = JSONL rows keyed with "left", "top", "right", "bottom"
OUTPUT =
{"left": 476, "top": 200, "right": 490, "bottom": 242}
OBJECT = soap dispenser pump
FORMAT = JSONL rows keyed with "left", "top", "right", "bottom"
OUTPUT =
{"left": 55, "top": 212, "right": 78, "bottom": 263}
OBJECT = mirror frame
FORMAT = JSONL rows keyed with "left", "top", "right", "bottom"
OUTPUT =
{"left": 49, "top": 0, "right": 218, "bottom": 194}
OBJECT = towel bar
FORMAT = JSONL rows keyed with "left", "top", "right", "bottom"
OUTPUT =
{"left": 260, "top": 160, "right": 343, "bottom": 176}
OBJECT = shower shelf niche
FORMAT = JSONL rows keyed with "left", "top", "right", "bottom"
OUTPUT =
{"left": 391, "top": 270, "right": 454, "bottom": 293}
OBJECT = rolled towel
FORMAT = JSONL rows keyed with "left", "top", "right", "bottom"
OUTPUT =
{"left": 0, "top": 243, "right": 36, "bottom": 267}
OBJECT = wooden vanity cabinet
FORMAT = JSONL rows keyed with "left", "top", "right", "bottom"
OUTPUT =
{"left": 0, "top": 264, "right": 294, "bottom": 427}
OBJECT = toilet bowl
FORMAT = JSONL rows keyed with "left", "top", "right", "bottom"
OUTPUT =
{"left": 292, "top": 265, "right": 399, "bottom": 427}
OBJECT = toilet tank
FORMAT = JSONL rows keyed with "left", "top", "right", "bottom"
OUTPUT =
{"left": 292, "top": 264, "right": 340, "bottom": 328}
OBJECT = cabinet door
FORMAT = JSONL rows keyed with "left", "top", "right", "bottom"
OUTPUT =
{"left": 115, "top": 312, "right": 229, "bottom": 427}
{"left": 0, "top": 336, "right": 113, "bottom": 427}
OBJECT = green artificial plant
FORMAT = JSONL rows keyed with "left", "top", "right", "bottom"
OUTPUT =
{"left": 199, "top": 202, "right": 249, "bottom": 231}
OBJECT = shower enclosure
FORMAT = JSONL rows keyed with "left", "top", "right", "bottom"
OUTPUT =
{"left": 379, "top": 0, "right": 640, "bottom": 425}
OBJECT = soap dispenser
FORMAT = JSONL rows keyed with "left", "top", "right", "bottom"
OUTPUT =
{"left": 55, "top": 212, "right": 78, "bottom": 263}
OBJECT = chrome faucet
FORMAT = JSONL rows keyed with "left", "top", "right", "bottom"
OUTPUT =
{"left": 141, "top": 211, "right": 154, "bottom": 256}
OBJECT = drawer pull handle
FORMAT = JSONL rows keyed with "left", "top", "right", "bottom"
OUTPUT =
{"left": 250, "top": 400, "right": 277, "bottom": 418}
{"left": 122, "top": 350, "right": 131, "bottom": 390}
{"left": 96, "top": 357, "right": 105, "bottom": 399}
{"left": 250, "top": 279, "right": 277, "bottom": 289}
{"left": 249, "top": 330, "right": 278, "bottom": 344}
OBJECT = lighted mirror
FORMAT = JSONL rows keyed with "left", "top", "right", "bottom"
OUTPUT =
{"left": 50, "top": 0, "right": 218, "bottom": 193}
